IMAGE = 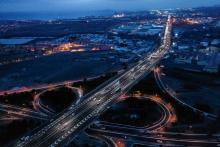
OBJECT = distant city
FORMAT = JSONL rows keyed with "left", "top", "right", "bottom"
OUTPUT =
{"left": 0, "top": 4, "right": 220, "bottom": 147}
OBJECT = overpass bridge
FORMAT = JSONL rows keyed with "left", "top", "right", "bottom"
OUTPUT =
{"left": 14, "top": 15, "right": 172, "bottom": 147}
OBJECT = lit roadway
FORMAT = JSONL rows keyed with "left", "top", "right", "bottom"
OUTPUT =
{"left": 0, "top": 86, "right": 83, "bottom": 122}
{"left": 33, "top": 90, "right": 55, "bottom": 116}
{"left": 92, "top": 95, "right": 175, "bottom": 132}
{"left": 87, "top": 127, "right": 220, "bottom": 146}
{"left": 0, "top": 103, "right": 49, "bottom": 120}
{"left": 0, "top": 76, "right": 99, "bottom": 97}
{"left": 14, "top": 16, "right": 172, "bottom": 147}
{"left": 88, "top": 95, "right": 220, "bottom": 146}
{"left": 33, "top": 86, "right": 83, "bottom": 115}
{"left": 154, "top": 67, "right": 217, "bottom": 119}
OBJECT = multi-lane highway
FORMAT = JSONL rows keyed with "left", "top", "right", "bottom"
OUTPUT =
{"left": 14, "top": 16, "right": 172, "bottom": 147}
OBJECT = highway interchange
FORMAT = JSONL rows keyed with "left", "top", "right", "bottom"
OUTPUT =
{"left": 0, "top": 103, "right": 49, "bottom": 121}
{"left": 154, "top": 67, "right": 217, "bottom": 119}
{"left": 0, "top": 14, "right": 217, "bottom": 147}
{"left": 92, "top": 95, "right": 175, "bottom": 132}
{"left": 13, "top": 16, "right": 173, "bottom": 147}
{"left": 87, "top": 97, "right": 220, "bottom": 146}
{"left": 0, "top": 84, "right": 82, "bottom": 123}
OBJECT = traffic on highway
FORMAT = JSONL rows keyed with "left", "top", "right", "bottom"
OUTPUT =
{"left": 14, "top": 15, "right": 173, "bottom": 147}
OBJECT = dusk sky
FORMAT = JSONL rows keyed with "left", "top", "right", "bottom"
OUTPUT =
{"left": 1, "top": 0, "right": 220, "bottom": 12}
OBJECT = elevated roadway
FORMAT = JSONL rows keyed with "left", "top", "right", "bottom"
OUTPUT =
{"left": 14, "top": 16, "right": 173, "bottom": 147}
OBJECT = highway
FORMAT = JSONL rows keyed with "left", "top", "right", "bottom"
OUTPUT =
{"left": 33, "top": 90, "right": 55, "bottom": 116}
{"left": 14, "top": 16, "right": 172, "bottom": 147}
{"left": 0, "top": 76, "right": 102, "bottom": 97}
{"left": 0, "top": 86, "right": 82, "bottom": 121}
{"left": 93, "top": 95, "right": 175, "bottom": 132}
{"left": 0, "top": 103, "right": 49, "bottom": 120}
{"left": 87, "top": 126, "right": 220, "bottom": 146}
{"left": 64, "top": 85, "right": 83, "bottom": 104}
{"left": 85, "top": 129, "right": 116, "bottom": 147}
{"left": 88, "top": 102, "right": 220, "bottom": 146}
{"left": 154, "top": 67, "right": 217, "bottom": 119}
{"left": 33, "top": 85, "right": 83, "bottom": 115}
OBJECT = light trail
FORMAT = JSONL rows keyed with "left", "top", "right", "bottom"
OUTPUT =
{"left": 14, "top": 15, "right": 173, "bottom": 147}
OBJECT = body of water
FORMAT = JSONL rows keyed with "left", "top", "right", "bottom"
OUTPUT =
{"left": 0, "top": 11, "right": 114, "bottom": 20}
{"left": 0, "top": 37, "right": 35, "bottom": 45}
